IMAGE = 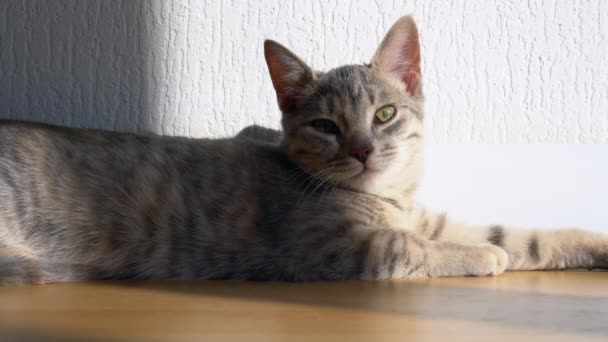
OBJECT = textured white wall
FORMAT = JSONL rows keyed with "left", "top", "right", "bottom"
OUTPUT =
{"left": 1, "top": 0, "right": 607, "bottom": 142}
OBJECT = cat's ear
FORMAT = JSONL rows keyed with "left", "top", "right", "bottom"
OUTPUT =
{"left": 264, "top": 40, "right": 314, "bottom": 112}
{"left": 371, "top": 16, "right": 422, "bottom": 95}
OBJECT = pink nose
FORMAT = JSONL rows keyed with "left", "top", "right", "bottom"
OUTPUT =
{"left": 350, "top": 146, "right": 373, "bottom": 164}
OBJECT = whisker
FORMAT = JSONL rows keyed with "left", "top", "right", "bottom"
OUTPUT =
{"left": 302, "top": 174, "right": 331, "bottom": 205}
{"left": 319, "top": 173, "right": 342, "bottom": 202}
{"left": 296, "top": 167, "right": 334, "bottom": 207}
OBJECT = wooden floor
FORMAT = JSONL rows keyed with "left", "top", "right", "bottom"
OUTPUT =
{"left": 1, "top": 271, "right": 607, "bottom": 341}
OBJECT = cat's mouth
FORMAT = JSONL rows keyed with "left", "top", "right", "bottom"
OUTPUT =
{"left": 350, "top": 165, "right": 381, "bottom": 180}
{"left": 315, "top": 160, "right": 382, "bottom": 186}
{"left": 337, "top": 165, "right": 383, "bottom": 192}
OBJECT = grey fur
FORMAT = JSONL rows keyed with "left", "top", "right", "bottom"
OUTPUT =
{"left": 383, "top": 118, "right": 407, "bottom": 135}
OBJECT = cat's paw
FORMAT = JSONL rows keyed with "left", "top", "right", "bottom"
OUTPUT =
{"left": 430, "top": 243, "right": 509, "bottom": 278}
{"left": 469, "top": 244, "right": 509, "bottom": 276}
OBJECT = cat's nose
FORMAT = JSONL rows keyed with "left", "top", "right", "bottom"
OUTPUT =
{"left": 350, "top": 145, "right": 374, "bottom": 164}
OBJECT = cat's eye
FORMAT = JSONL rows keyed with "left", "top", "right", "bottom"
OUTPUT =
{"left": 375, "top": 105, "right": 396, "bottom": 123}
{"left": 309, "top": 119, "right": 340, "bottom": 135}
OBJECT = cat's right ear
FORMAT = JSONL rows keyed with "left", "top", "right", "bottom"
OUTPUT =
{"left": 264, "top": 40, "right": 314, "bottom": 113}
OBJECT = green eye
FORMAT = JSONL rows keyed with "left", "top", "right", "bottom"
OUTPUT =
{"left": 375, "top": 105, "right": 396, "bottom": 123}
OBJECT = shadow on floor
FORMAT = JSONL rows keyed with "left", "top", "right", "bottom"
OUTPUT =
{"left": 103, "top": 271, "right": 608, "bottom": 337}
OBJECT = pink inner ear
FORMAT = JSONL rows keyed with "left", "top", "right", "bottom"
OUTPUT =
{"left": 400, "top": 69, "right": 420, "bottom": 93}
{"left": 375, "top": 17, "right": 423, "bottom": 93}
{"left": 395, "top": 36, "right": 421, "bottom": 93}
{"left": 266, "top": 53, "right": 299, "bottom": 111}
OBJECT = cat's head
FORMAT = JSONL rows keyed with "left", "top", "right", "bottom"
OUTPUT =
{"left": 265, "top": 16, "right": 424, "bottom": 195}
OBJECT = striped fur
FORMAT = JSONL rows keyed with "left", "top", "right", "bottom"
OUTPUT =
{"left": 1, "top": 16, "right": 606, "bottom": 285}
{"left": 409, "top": 205, "right": 608, "bottom": 271}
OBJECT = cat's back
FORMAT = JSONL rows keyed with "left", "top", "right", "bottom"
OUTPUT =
{"left": 0, "top": 120, "right": 304, "bottom": 217}
{"left": 0, "top": 120, "right": 295, "bottom": 195}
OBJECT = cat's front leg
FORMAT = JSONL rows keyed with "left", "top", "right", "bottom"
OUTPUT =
{"left": 285, "top": 224, "right": 508, "bottom": 280}
{"left": 411, "top": 205, "right": 608, "bottom": 271}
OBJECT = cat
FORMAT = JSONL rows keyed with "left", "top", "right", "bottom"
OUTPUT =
{"left": 1, "top": 16, "right": 606, "bottom": 285}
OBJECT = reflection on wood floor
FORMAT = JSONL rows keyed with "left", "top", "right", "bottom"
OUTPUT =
{"left": 1, "top": 271, "right": 607, "bottom": 341}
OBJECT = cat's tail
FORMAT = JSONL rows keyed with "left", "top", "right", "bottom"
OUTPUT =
{"left": 412, "top": 206, "right": 608, "bottom": 271}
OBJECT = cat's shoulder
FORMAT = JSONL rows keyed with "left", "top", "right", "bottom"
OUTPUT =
{"left": 235, "top": 125, "right": 283, "bottom": 145}
{"left": 236, "top": 137, "right": 295, "bottom": 174}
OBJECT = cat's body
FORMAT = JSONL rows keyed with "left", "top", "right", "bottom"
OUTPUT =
{"left": 1, "top": 16, "right": 607, "bottom": 285}
{"left": 0, "top": 120, "right": 415, "bottom": 282}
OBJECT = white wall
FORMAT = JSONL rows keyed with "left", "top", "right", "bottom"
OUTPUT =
{"left": 2, "top": 0, "right": 607, "bottom": 142}
{"left": 1, "top": 1, "right": 606, "bottom": 231}
{"left": 417, "top": 145, "right": 608, "bottom": 233}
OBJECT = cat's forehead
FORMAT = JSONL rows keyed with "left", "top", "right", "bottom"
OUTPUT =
{"left": 312, "top": 64, "right": 386, "bottom": 114}
{"left": 317, "top": 65, "right": 375, "bottom": 94}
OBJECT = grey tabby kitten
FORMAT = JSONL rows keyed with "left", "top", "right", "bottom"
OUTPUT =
{"left": 1, "top": 16, "right": 607, "bottom": 285}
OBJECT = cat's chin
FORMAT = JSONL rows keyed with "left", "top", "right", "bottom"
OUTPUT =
{"left": 342, "top": 168, "right": 383, "bottom": 192}
{"left": 352, "top": 167, "right": 380, "bottom": 180}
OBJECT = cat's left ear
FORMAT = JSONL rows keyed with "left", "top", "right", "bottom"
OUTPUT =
{"left": 371, "top": 16, "right": 422, "bottom": 95}
{"left": 264, "top": 40, "right": 315, "bottom": 113}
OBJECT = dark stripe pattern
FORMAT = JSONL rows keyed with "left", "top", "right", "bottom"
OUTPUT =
{"left": 487, "top": 225, "right": 505, "bottom": 247}
{"left": 429, "top": 214, "right": 447, "bottom": 240}
{"left": 528, "top": 236, "right": 540, "bottom": 263}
